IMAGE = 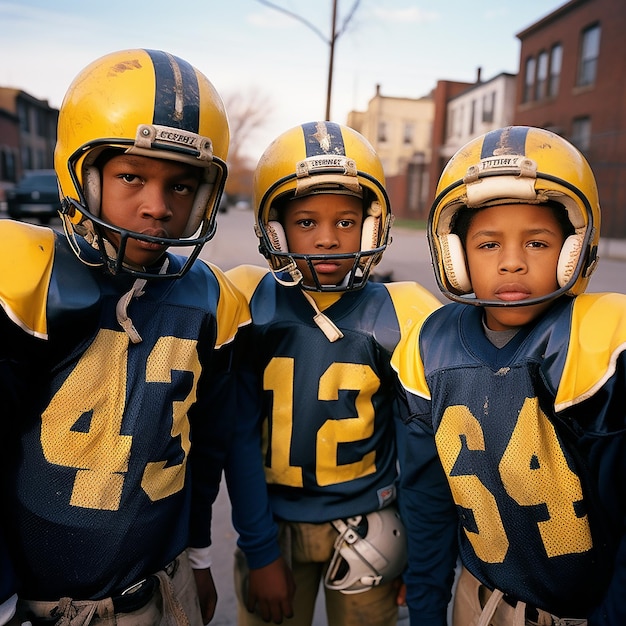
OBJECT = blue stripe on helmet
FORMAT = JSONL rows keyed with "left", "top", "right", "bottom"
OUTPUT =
{"left": 481, "top": 126, "right": 529, "bottom": 158}
{"left": 145, "top": 49, "right": 200, "bottom": 131}
{"left": 301, "top": 121, "right": 346, "bottom": 157}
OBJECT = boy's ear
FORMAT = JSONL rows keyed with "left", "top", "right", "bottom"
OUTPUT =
{"left": 439, "top": 233, "right": 472, "bottom": 293}
{"left": 267, "top": 221, "right": 288, "bottom": 252}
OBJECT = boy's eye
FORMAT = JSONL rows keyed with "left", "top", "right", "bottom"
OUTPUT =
{"left": 119, "top": 173, "right": 140, "bottom": 183}
{"left": 298, "top": 219, "right": 314, "bottom": 228}
{"left": 173, "top": 183, "right": 195, "bottom": 195}
{"left": 338, "top": 219, "right": 355, "bottom": 228}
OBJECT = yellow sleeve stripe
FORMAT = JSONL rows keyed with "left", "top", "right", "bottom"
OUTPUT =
{"left": 385, "top": 281, "right": 441, "bottom": 399}
{"left": 0, "top": 221, "right": 56, "bottom": 339}
{"left": 555, "top": 292, "right": 626, "bottom": 411}
{"left": 203, "top": 261, "right": 253, "bottom": 349}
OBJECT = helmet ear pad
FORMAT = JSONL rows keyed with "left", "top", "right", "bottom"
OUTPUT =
{"left": 266, "top": 220, "right": 288, "bottom": 252}
{"left": 84, "top": 165, "right": 102, "bottom": 217}
{"left": 361, "top": 215, "right": 380, "bottom": 251}
{"left": 557, "top": 232, "right": 583, "bottom": 287}
{"left": 439, "top": 233, "right": 472, "bottom": 293}
{"left": 267, "top": 216, "right": 380, "bottom": 254}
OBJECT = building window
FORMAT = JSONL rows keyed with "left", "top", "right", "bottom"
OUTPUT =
{"left": 535, "top": 51, "right": 548, "bottom": 100}
{"left": 377, "top": 121, "right": 387, "bottom": 143}
{"left": 577, "top": 23, "right": 600, "bottom": 87}
{"left": 469, "top": 100, "right": 476, "bottom": 135}
{"left": 523, "top": 56, "right": 536, "bottom": 102}
{"left": 548, "top": 44, "right": 562, "bottom": 97}
{"left": 1, "top": 149, "right": 17, "bottom": 182}
{"left": 482, "top": 92, "right": 495, "bottom": 123}
{"left": 403, "top": 122, "right": 414, "bottom": 144}
{"left": 571, "top": 116, "right": 591, "bottom": 152}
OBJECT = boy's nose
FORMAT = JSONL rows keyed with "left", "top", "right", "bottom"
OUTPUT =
{"left": 315, "top": 225, "right": 339, "bottom": 249}
{"left": 498, "top": 248, "right": 527, "bottom": 273}
{"left": 141, "top": 185, "right": 171, "bottom": 219}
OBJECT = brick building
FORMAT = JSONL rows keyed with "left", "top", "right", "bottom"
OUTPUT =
{"left": 514, "top": 0, "right": 626, "bottom": 238}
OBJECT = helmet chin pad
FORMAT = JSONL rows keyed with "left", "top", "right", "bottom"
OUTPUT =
{"left": 440, "top": 231, "right": 585, "bottom": 295}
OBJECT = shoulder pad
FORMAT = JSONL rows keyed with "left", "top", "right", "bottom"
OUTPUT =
{"left": 226, "top": 264, "right": 269, "bottom": 303}
{"left": 386, "top": 282, "right": 441, "bottom": 398}
{"left": 556, "top": 292, "right": 626, "bottom": 410}
{"left": 0, "top": 221, "right": 56, "bottom": 338}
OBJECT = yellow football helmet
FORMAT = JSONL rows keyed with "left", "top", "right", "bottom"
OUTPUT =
{"left": 54, "top": 48, "right": 229, "bottom": 278}
{"left": 429, "top": 126, "right": 600, "bottom": 305}
{"left": 253, "top": 121, "right": 392, "bottom": 291}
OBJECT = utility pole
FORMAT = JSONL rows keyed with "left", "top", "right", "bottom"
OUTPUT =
{"left": 256, "top": 0, "right": 360, "bottom": 122}
{"left": 325, "top": 0, "right": 338, "bottom": 120}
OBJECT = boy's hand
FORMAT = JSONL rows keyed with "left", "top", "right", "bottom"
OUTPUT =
{"left": 247, "top": 556, "right": 295, "bottom": 623}
{"left": 394, "top": 578, "right": 407, "bottom": 606}
{"left": 193, "top": 568, "right": 218, "bottom": 624}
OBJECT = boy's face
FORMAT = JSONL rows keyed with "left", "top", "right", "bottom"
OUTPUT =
{"left": 99, "top": 153, "right": 201, "bottom": 269}
{"left": 464, "top": 203, "right": 566, "bottom": 331}
{"left": 282, "top": 193, "right": 363, "bottom": 288}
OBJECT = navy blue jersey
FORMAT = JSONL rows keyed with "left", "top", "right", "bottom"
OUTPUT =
{"left": 0, "top": 220, "right": 250, "bottom": 600}
{"left": 226, "top": 265, "right": 441, "bottom": 526}
{"left": 396, "top": 293, "right": 626, "bottom": 625}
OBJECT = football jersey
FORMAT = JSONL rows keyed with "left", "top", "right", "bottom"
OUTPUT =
{"left": 396, "top": 293, "right": 626, "bottom": 622}
{"left": 226, "top": 265, "right": 441, "bottom": 524}
{"left": 0, "top": 220, "right": 250, "bottom": 600}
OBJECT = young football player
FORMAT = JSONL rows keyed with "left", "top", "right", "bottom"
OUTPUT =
{"left": 0, "top": 48, "right": 284, "bottom": 626}
{"left": 395, "top": 126, "right": 626, "bottom": 625}
{"left": 225, "top": 121, "right": 442, "bottom": 626}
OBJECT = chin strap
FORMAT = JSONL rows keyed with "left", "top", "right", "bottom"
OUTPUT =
{"left": 300, "top": 290, "right": 344, "bottom": 343}
{"left": 115, "top": 259, "right": 169, "bottom": 344}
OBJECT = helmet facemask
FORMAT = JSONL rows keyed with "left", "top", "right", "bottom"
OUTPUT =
{"left": 324, "top": 507, "right": 408, "bottom": 594}
{"left": 61, "top": 139, "right": 226, "bottom": 280}
{"left": 260, "top": 181, "right": 390, "bottom": 293}
{"left": 254, "top": 124, "right": 393, "bottom": 293}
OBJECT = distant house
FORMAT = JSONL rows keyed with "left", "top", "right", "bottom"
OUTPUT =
{"left": 347, "top": 85, "right": 434, "bottom": 219}
{"left": 0, "top": 87, "right": 58, "bottom": 196}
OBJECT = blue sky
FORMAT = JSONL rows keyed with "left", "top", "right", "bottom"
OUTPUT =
{"left": 0, "top": 0, "right": 563, "bottom": 161}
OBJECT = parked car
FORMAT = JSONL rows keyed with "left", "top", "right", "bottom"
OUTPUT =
{"left": 6, "top": 170, "right": 61, "bottom": 224}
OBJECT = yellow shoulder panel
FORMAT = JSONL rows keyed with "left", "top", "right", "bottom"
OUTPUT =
{"left": 225, "top": 264, "right": 269, "bottom": 304}
{"left": 385, "top": 281, "right": 441, "bottom": 399}
{"left": 555, "top": 292, "right": 626, "bottom": 411}
{"left": 207, "top": 262, "right": 254, "bottom": 349}
{"left": 0, "top": 221, "right": 56, "bottom": 338}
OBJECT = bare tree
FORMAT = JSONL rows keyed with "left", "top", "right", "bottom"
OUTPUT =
{"left": 223, "top": 89, "right": 272, "bottom": 166}
{"left": 256, "top": 0, "right": 361, "bottom": 120}
{"left": 222, "top": 89, "right": 273, "bottom": 200}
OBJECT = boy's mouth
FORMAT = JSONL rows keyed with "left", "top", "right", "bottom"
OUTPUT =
{"left": 494, "top": 283, "right": 532, "bottom": 302}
